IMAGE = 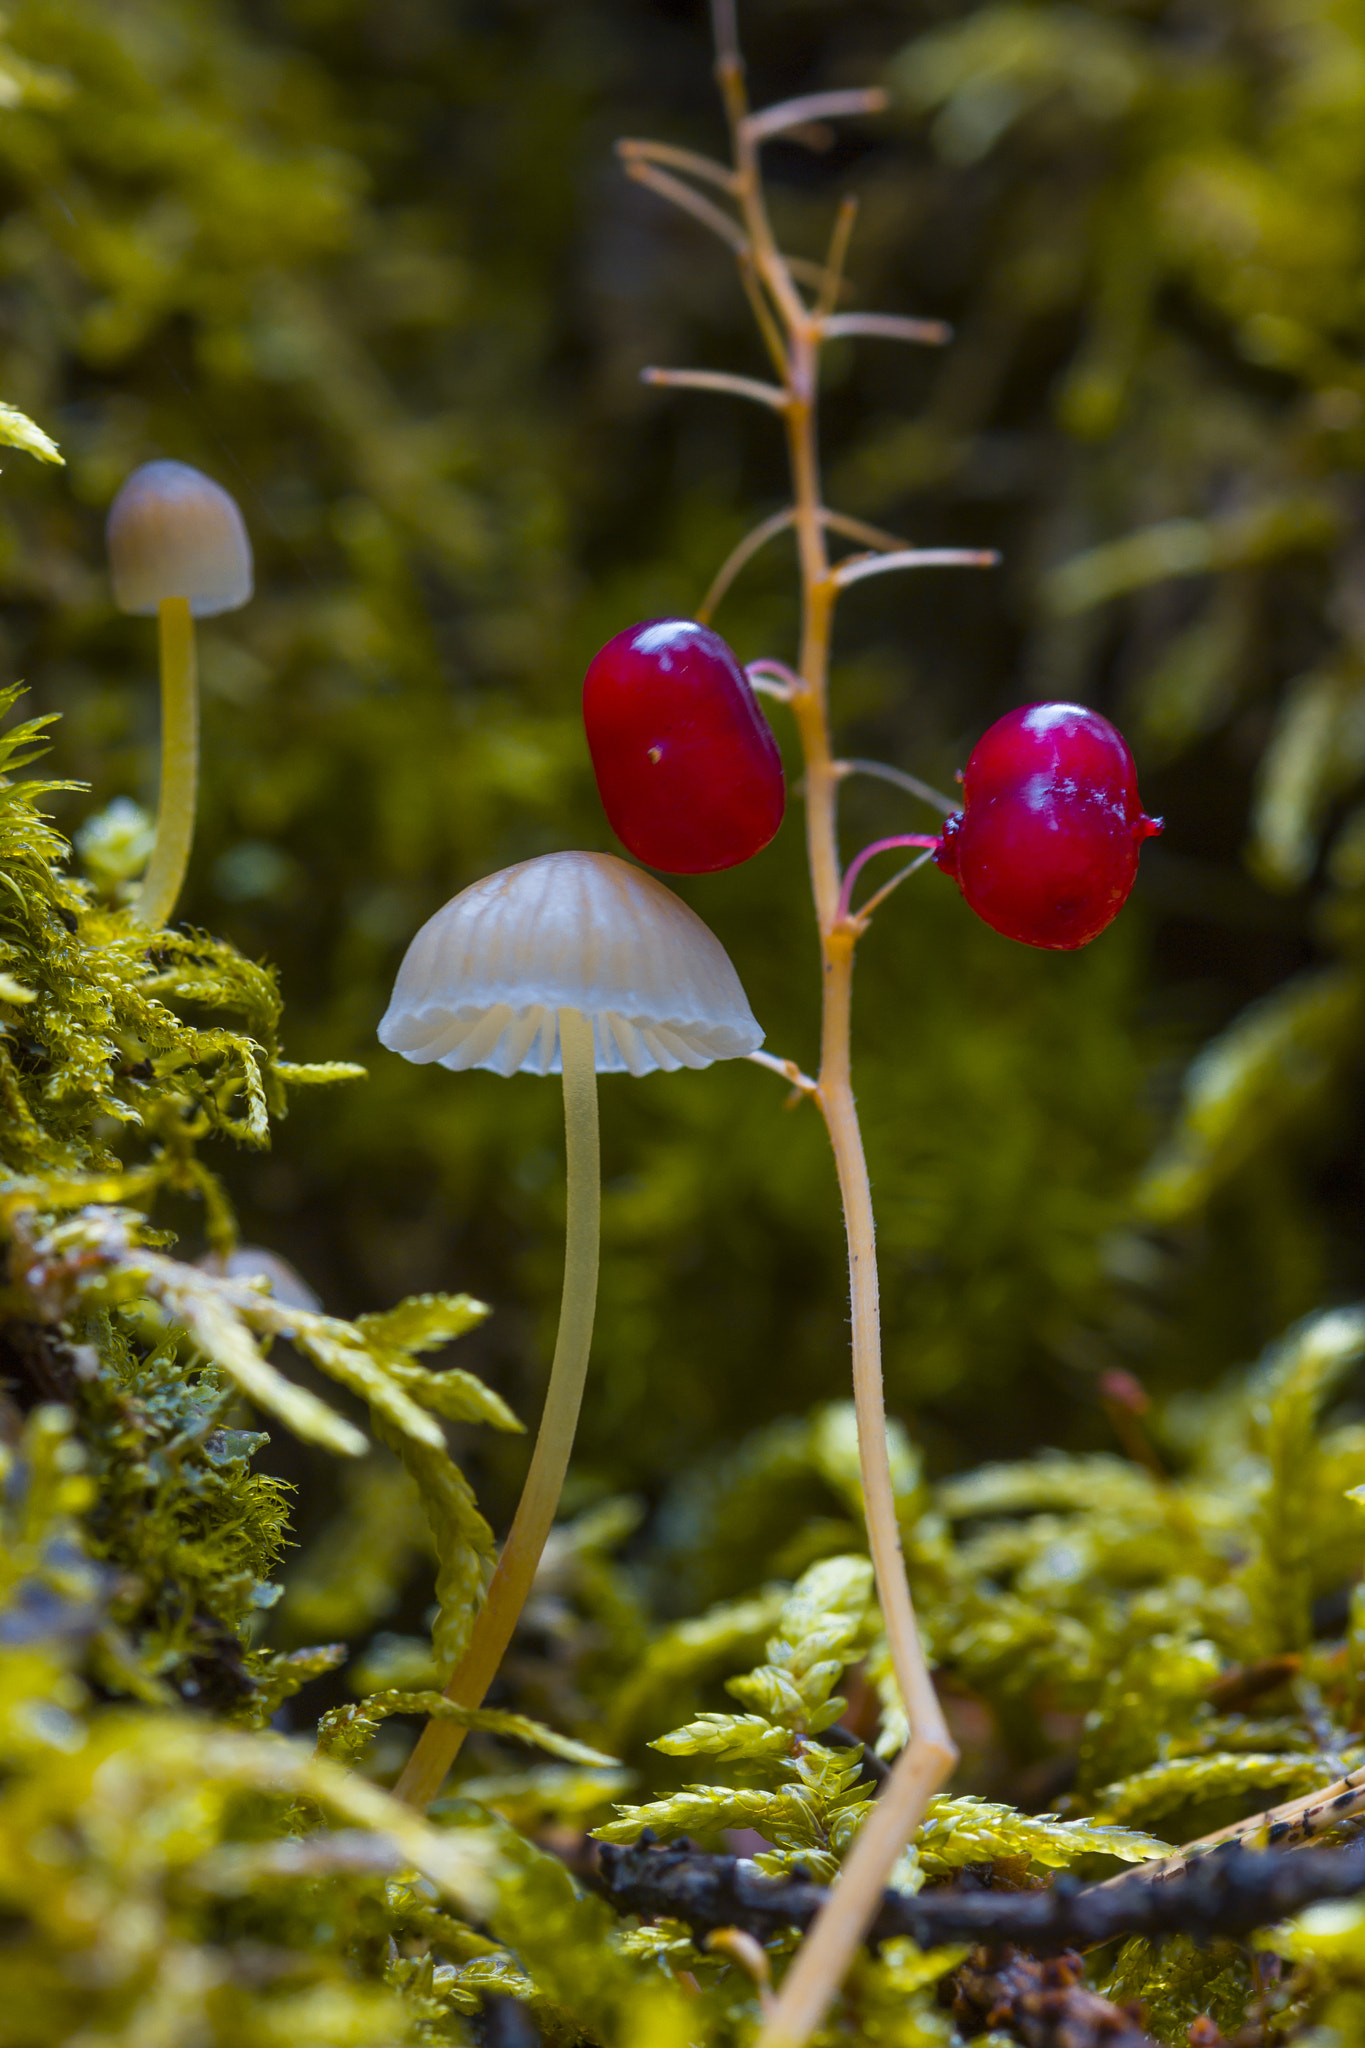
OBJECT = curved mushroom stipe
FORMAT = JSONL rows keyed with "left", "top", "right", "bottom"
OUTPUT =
{"left": 394, "top": 1006, "right": 601, "bottom": 1812}
{"left": 131, "top": 597, "right": 198, "bottom": 931}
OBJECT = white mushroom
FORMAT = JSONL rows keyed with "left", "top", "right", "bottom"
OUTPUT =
{"left": 378, "top": 848, "right": 762, "bottom": 1077}
{"left": 107, "top": 459, "right": 253, "bottom": 618}
{"left": 379, "top": 850, "right": 762, "bottom": 1810}
{"left": 106, "top": 460, "right": 254, "bottom": 928}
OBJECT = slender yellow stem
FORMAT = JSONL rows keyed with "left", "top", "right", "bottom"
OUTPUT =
{"left": 133, "top": 596, "right": 198, "bottom": 930}
{"left": 394, "top": 1008, "right": 601, "bottom": 1811}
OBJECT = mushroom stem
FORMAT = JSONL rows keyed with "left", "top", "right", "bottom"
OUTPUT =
{"left": 395, "top": 1006, "right": 601, "bottom": 1811}
{"left": 133, "top": 596, "right": 199, "bottom": 929}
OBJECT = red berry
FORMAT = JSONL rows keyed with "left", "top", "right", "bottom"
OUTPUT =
{"left": 935, "top": 702, "right": 1162, "bottom": 950}
{"left": 583, "top": 619, "right": 785, "bottom": 874}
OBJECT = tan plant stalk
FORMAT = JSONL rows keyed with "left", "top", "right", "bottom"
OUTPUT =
{"left": 632, "top": 6, "right": 998, "bottom": 2036}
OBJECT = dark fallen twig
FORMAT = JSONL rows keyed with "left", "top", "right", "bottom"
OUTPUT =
{"left": 593, "top": 1833, "right": 1365, "bottom": 1954}
{"left": 477, "top": 1994, "right": 543, "bottom": 2048}
{"left": 951, "top": 1947, "right": 1153, "bottom": 2047}
{"left": 821, "top": 1722, "right": 890, "bottom": 1785}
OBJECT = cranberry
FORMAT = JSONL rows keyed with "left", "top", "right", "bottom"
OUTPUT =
{"left": 935, "top": 702, "right": 1162, "bottom": 950}
{"left": 583, "top": 619, "right": 785, "bottom": 873}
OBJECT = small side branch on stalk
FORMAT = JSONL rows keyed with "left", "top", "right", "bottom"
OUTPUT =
{"left": 616, "top": 137, "right": 738, "bottom": 195}
{"left": 746, "top": 1049, "right": 819, "bottom": 1100}
{"left": 701, "top": 509, "right": 912, "bottom": 622}
{"left": 594, "top": 1834, "right": 1365, "bottom": 1956}
{"left": 822, "top": 311, "right": 953, "bottom": 348}
{"left": 825, "top": 511, "right": 913, "bottom": 554}
{"left": 743, "top": 89, "right": 890, "bottom": 145}
{"left": 710, "top": 0, "right": 741, "bottom": 67}
{"left": 836, "top": 759, "right": 956, "bottom": 815}
{"left": 701, "top": 509, "right": 798, "bottom": 622}
{"left": 833, "top": 546, "right": 999, "bottom": 592}
{"left": 816, "top": 197, "right": 859, "bottom": 321}
{"left": 642, "top": 366, "right": 790, "bottom": 413}
{"left": 619, "top": 154, "right": 746, "bottom": 252}
{"left": 737, "top": 253, "right": 789, "bottom": 373}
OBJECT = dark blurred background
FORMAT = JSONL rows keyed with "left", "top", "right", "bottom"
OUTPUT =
{"left": 1, "top": 0, "right": 1362, "bottom": 1612}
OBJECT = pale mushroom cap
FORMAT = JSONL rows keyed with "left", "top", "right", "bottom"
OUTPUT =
{"left": 107, "top": 460, "right": 253, "bottom": 618}
{"left": 378, "top": 850, "right": 764, "bottom": 1078}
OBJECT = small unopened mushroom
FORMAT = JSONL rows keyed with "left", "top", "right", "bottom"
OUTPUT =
{"left": 107, "top": 460, "right": 253, "bottom": 928}
{"left": 379, "top": 850, "right": 762, "bottom": 1809}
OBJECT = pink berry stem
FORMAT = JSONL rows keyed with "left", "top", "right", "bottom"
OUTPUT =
{"left": 745, "top": 657, "right": 803, "bottom": 700}
{"left": 835, "top": 834, "right": 942, "bottom": 925}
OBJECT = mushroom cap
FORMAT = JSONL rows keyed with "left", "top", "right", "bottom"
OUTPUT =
{"left": 107, "top": 460, "right": 253, "bottom": 617}
{"left": 378, "top": 850, "right": 763, "bottom": 1077}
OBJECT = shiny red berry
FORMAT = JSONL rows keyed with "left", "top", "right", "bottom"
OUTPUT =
{"left": 935, "top": 702, "right": 1162, "bottom": 950}
{"left": 583, "top": 619, "right": 785, "bottom": 874}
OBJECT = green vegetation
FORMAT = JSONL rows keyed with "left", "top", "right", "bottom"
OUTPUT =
{"left": 5, "top": 1, "right": 1365, "bottom": 2042}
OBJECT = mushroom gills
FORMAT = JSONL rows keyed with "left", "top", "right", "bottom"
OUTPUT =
{"left": 383, "top": 1000, "right": 749, "bottom": 1076}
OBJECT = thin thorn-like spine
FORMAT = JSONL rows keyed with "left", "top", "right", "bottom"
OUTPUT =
{"left": 642, "top": 366, "right": 790, "bottom": 413}
{"left": 822, "top": 310, "right": 952, "bottom": 348}
{"left": 621, "top": 157, "right": 746, "bottom": 252}
{"left": 616, "top": 136, "right": 739, "bottom": 195}
{"left": 816, "top": 197, "right": 858, "bottom": 322}
{"left": 833, "top": 546, "right": 999, "bottom": 592}
{"left": 743, "top": 88, "right": 890, "bottom": 145}
{"left": 836, "top": 758, "right": 955, "bottom": 814}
